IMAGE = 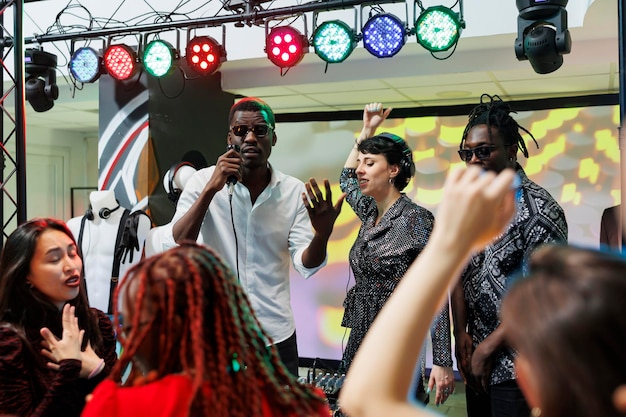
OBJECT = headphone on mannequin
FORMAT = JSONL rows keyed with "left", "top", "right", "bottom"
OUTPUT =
{"left": 164, "top": 161, "right": 196, "bottom": 203}
{"left": 85, "top": 202, "right": 121, "bottom": 220}
{"left": 377, "top": 132, "right": 415, "bottom": 187}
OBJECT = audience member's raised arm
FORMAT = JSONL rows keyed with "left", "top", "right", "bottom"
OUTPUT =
{"left": 339, "top": 166, "right": 517, "bottom": 417}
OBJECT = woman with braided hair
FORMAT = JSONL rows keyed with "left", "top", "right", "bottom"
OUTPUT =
{"left": 81, "top": 242, "right": 330, "bottom": 417}
{"left": 451, "top": 94, "right": 568, "bottom": 417}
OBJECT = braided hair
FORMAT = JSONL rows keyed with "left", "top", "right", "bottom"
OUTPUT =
{"left": 111, "top": 242, "right": 327, "bottom": 417}
{"left": 460, "top": 94, "right": 539, "bottom": 158}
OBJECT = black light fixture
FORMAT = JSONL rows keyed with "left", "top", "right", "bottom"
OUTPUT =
{"left": 24, "top": 49, "right": 59, "bottom": 112}
{"left": 514, "top": 0, "right": 572, "bottom": 74}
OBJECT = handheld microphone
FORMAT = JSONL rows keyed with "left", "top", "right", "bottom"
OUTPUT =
{"left": 226, "top": 144, "right": 240, "bottom": 196}
{"left": 227, "top": 176, "right": 236, "bottom": 196}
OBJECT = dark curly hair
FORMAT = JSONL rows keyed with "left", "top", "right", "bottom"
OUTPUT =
{"left": 358, "top": 132, "right": 415, "bottom": 191}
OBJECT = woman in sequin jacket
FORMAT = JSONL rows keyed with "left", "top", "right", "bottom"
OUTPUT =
{"left": 339, "top": 103, "right": 455, "bottom": 406}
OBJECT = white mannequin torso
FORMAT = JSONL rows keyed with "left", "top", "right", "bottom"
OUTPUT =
{"left": 67, "top": 190, "right": 151, "bottom": 312}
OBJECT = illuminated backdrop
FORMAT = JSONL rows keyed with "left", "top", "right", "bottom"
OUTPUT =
{"left": 269, "top": 104, "right": 621, "bottom": 362}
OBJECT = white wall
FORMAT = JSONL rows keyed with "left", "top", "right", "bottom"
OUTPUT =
{"left": 1, "top": 125, "right": 96, "bottom": 232}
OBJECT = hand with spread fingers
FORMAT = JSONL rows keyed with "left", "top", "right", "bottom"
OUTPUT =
{"left": 39, "top": 304, "right": 83, "bottom": 365}
{"left": 301, "top": 178, "right": 345, "bottom": 239}
{"left": 40, "top": 303, "right": 104, "bottom": 379}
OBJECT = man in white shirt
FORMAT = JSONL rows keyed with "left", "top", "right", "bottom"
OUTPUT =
{"left": 163, "top": 97, "right": 344, "bottom": 375}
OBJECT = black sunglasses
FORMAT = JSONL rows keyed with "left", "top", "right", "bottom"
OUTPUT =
{"left": 458, "top": 145, "right": 497, "bottom": 162}
{"left": 230, "top": 124, "right": 271, "bottom": 138}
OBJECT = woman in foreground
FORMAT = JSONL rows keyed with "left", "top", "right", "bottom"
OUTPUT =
{"left": 0, "top": 218, "right": 117, "bottom": 417}
{"left": 81, "top": 242, "right": 329, "bottom": 417}
{"left": 339, "top": 166, "right": 626, "bottom": 417}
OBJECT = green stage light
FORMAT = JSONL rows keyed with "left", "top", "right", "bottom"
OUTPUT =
{"left": 312, "top": 20, "right": 357, "bottom": 64}
{"left": 415, "top": 6, "right": 462, "bottom": 52}
{"left": 143, "top": 40, "right": 176, "bottom": 77}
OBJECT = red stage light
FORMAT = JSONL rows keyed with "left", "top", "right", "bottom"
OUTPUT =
{"left": 266, "top": 26, "right": 307, "bottom": 68}
{"left": 103, "top": 44, "right": 137, "bottom": 81}
{"left": 186, "top": 36, "right": 225, "bottom": 75}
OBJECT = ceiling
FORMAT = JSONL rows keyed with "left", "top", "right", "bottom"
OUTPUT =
{"left": 16, "top": 0, "right": 619, "bottom": 135}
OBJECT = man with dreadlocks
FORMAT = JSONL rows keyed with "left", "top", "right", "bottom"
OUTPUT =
{"left": 81, "top": 243, "right": 331, "bottom": 417}
{"left": 451, "top": 94, "right": 568, "bottom": 417}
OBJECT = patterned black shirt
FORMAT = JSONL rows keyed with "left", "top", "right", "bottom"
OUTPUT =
{"left": 339, "top": 168, "right": 452, "bottom": 371}
{"left": 461, "top": 164, "right": 568, "bottom": 385}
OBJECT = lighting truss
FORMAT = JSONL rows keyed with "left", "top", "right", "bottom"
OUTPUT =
{"left": 27, "top": 0, "right": 469, "bottom": 80}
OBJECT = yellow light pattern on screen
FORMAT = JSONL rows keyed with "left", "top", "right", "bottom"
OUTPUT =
{"left": 415, "top": 187, "right": 444, "bottom": 206}
{"left": 596, "top": 129, "right": 620, "bottom": 163}
{"left": 287, "top": 104, "right": 621, "bottom": 360}
{"left": 406, "top": 115, "right": 437, "bottom": 135}
{"left": 318, "top": 307, "right": 349, "bottom": 345}
{"left": 413, "top": 148, "right": 435, "bottom": 162}
{"left": 529, "top": 108, "right": 580, "bottom": 139}
{"left": 524, "top": 134, "right": 566, "bottom": 176}
{"left": 439, "top": 125, "right": 466, "bottom": 147}
{"left": 611, "top": 189, "right": 621, "bottom": 203}
{"left": 579, "top": 158, "right": 600, "bottom": 184}
{"left": 561, "top": 183, "right": 581, "bottom": 205}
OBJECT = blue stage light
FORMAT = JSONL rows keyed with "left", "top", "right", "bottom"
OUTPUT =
{"left": 362, "top": 13, "right": 406, "bottom": 58}
{"left": 69, "top": 47, "right": 101, "bottom": 83}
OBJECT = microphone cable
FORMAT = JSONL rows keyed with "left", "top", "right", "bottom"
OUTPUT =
{"left": 228, "top": 191, "right": 241, "bottom": 282}
{"left": 339, "top": 263, "right": 354, "bottom": 372}
{"left": 226, "top": 144, "right": 242, "bottom": 281}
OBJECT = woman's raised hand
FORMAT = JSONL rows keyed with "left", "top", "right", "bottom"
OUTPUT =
{"left": 40, "top": 304, "right": 104, "bottom": 378}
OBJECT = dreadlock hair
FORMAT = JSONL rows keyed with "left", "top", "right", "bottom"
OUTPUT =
{"left": 111, "top": 242, "right": 327, "bottom": 417}
{"left": 228, "top": 97, "right": 276, "bottom": 129}
{"left": 460, "top": 94, "right": 539, "bottom": 158}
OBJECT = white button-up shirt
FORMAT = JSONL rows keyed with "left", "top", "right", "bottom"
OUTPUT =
{"left": 164, "top": 164, "right": 325, "bottom": 344}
